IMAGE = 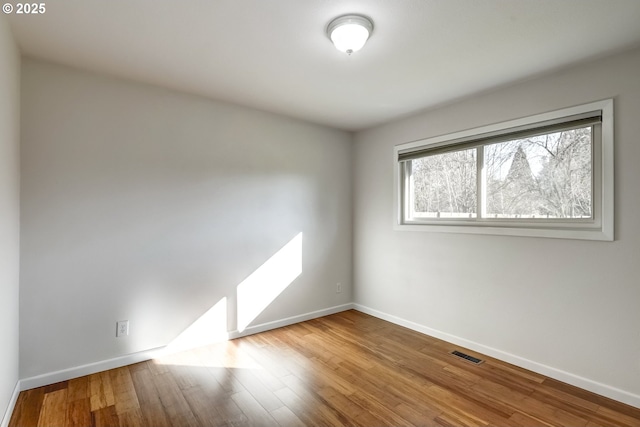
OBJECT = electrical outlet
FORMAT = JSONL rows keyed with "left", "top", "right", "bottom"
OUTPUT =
{"left": 116, "top": 320, "right": 129, "bottom": 337}
{"left": 336, "top": 282, "right": 342, "bottom": 293}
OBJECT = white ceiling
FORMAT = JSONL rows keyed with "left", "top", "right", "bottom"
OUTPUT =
{"left": 8, "top": 0, "right": 640, "bottom": 131}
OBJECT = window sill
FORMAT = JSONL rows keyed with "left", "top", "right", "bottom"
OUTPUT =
{"left": 393, "top": 221, "right": 613, "bottom": 241}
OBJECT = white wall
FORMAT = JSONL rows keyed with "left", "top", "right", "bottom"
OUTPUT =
{"left": 0, "top": 15, "right": 20, "bottom": 425}
{"left": 20, "top": 59, "right": 352, "bottom": 378}
{"left": 353, "top": 47, "right": 640, "bottom": 403}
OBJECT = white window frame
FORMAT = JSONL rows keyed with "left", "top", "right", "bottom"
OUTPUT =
{"left": 393, "top": 99, "right": 614, "bottom": 241}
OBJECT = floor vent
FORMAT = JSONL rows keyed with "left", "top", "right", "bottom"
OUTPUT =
{"left": 450, "top": 350, "right": 484, "bottom": 365}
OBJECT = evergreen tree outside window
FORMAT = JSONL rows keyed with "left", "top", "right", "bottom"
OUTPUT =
{"left": 484, "top": 128, "right": 592, "bottom": 219}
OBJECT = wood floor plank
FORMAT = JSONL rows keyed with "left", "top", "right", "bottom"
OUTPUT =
{"left": 315, "top": 384, "right": 393, "bottom": 427}
{"left": 589, "top": 405, "right": 640, "bottom": 427}
{"left": 116, "top": 407, "right": 145, "bottom": 427}
{"left": 468, "top": 377, "right": 530, "bottom": 413}
{"left": 150, "top": 372, "right": 200, "bottom": 427}
{"left": 239, "top": 336, "right": 294, "bottom": 379}
{"left": 91, "top": 405, "right": 119, "bottom": 427}
{"left": 319, "top": 385, "right": 376, "bottom": 425}
{"left": 37, "top": 389, "right": 67, "bottom": 427}
{"left": 269, "top": 405, "right": 305, "bottom": 427}
{"left": 88, "top": 371, "right": 115, "bottom": 411}
{"left": 146, "top": 358, "right": 170, "bottom": 376}
{"left": 393, "top": 401, "right": 443, "bottom": 427}
{"left": 128, "top": 362, "right": 174, "bottom": 426}
{"left": 543, "top": 377, "right": 640, "bottom": 420}
{"left": 66, "top": 398, "right": 91, "bottom": 427}
{"left": 8, "top": 387, "right": 44, "bottom": 427}
{"left": 289, "top": 352, "right": 358, "bottom": 397}
{"left": 181, "top": 386, "right": 225, "bottom": 427}
{"left": 508, "top": 410, "right": 556, "bottom": 427}
{"left": 42, "top": 381, "right": 68, "bottom": 395}
{"left": 528, "top": 386, "right": 600, "bottom": 419}
{"left": 9, "top": 310, "right": 640, "bottom": 427}
{"left": 230, "top": 389, "right": 280, "bottom": 426}
{"left": 109, "top": 367, "right": 140, "bottom": 415}
{"left": 158, "top": 351, "right": 210, "bottom": 391}
{"left": 273, "top": 385, "right": 344, "bottom": 427}
{"left": 66, "top": 377, "right": 89, "bottom": 403}
{"left": 126, "top": 362, "right": 148, "bottom": 374}
{"left": 196, "top": 344, "right": 247, "bottom": 395}
{"left": 229, "top": 368, "right": 284, "bottom": 412}
{"left": 138, "top": 403, "right": 171, "bottom": 427}
{"left": 424, "top": 384, "right": 519, "bottom": 426}
{"left": 211, "top": 395, "right": 248, "bottom": 426}
{"left": 518, "top": 395, "right": 590, "bottom": 426}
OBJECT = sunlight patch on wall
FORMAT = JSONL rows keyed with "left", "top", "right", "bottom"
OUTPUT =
{"left": 237, "top": 232, "right": 302, "bottom": 332}
{"left": 166, "top": 297, "right": 228, "bottom": 353}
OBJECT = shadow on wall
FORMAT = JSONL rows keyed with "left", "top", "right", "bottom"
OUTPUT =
{"left": 166, "top": 232, "right": 303, "bottom": 353}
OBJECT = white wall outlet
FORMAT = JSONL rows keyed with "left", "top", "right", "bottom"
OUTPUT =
{"left": 336, "top": 282, "right": 342, "bottom": 293}
{"left": 116, "top": 320, "right": 129, "bottom": 337}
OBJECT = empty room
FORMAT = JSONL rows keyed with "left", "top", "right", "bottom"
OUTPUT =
{"left": 2, "top": 1, "right": 640, "bottom": 426}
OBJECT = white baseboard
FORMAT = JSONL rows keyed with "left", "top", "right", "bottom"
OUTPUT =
{"left": 18, "top": 303, "right": 636, "bottom": 413}
{"left": 229, "top": 303, "right": 355, "bottom": 339}
{"left": 20, "top": 346, "right": 166, "bottom": 392}
{"left": 18, "top": 303, "right": 355, "bottom": 393}
{"left": 1, "top": 381, "right": 21, "bottom": 427}
{"left": 353, "top": 303, "right": 640, "bottom": 409}
{"left": 165, "top": 303, "right": 356, "bottom": 354}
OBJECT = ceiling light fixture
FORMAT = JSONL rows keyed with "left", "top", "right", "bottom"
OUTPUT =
{"left": 327, "top": 14, "right": 373, "bottom": 55}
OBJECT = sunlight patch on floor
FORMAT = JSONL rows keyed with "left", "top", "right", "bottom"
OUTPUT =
{"left": 157, "top": 339, "right": 262, "bottom": 370}
{"left": 166, "top": 297, "right": 228, "bottom": 353}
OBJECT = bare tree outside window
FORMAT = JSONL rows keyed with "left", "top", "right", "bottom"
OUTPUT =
{"left": 410, "top": 149, "right": 476, "bottom": 218}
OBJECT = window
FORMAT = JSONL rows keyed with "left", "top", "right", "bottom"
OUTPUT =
{"left": 394, "top": 99, "right": 613, "bottom": 240}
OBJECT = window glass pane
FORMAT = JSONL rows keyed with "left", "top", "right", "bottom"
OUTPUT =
{"left": 484, "top": 127, "right": 592, "bottom": 219}
{"left": 409, "top": 149, "right": 477, "bottom": 218}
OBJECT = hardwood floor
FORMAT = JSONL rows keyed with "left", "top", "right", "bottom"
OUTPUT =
{"left": 9, "top": 310, "right": 640, "bottom": 426}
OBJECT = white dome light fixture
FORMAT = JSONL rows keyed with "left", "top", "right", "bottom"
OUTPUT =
{"left": 327, "top": 14, "right": 373, "bottom": 55}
